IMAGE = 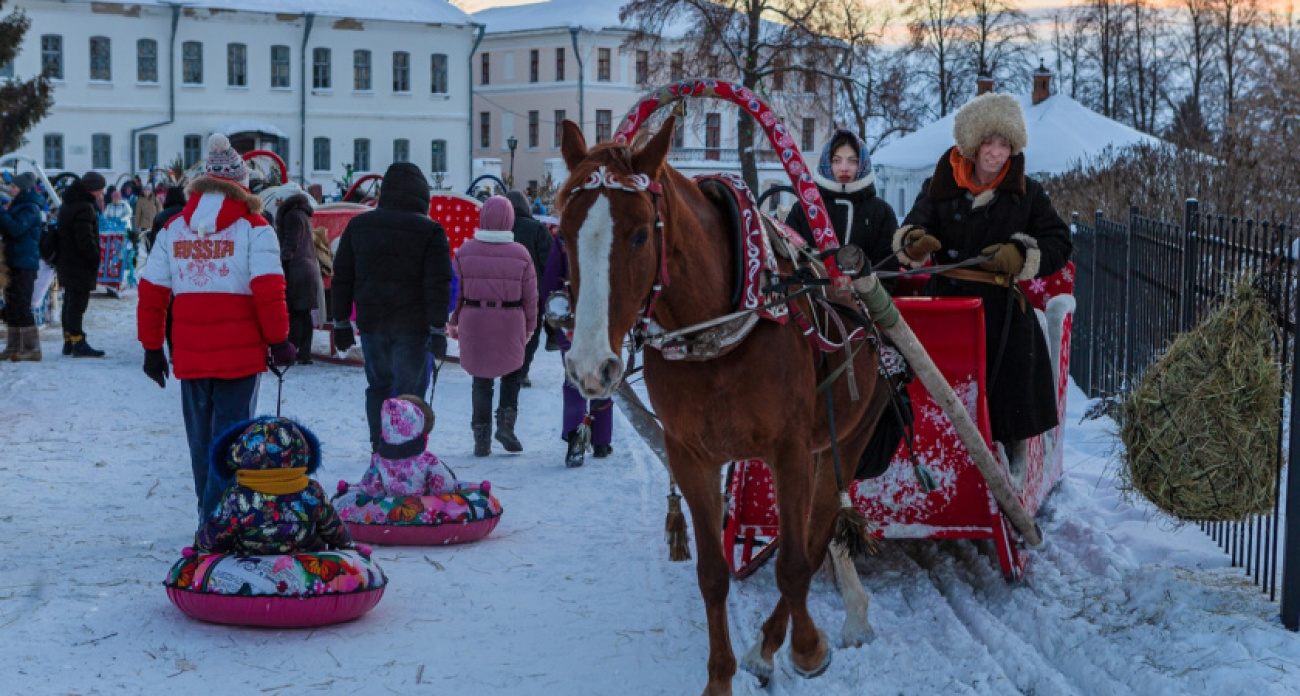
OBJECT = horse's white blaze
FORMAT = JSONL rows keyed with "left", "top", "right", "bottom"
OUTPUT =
{"left": 566, "top": 195, "right": 621, "bottom": 398}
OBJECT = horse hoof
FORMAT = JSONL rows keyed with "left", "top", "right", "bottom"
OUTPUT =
{"left": 840, "top": 615, "right": 875, "bottom": 648}
{"left": 739, "top": 640, "right": 774, "bottom": 686}
{"left": 790, "top": 629, "right": 832, "bottom": 679}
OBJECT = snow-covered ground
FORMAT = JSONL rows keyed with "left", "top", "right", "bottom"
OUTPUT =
{"left": 2, "top": 294, "right": 1297, "bottom": 696}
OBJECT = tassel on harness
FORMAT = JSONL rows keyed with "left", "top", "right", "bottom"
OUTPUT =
{"left": 665, "top": 482, "right": 691, "bottom": 562}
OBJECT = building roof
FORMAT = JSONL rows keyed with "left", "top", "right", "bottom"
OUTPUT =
{"left": 472, "top": 0, "right": 633, "bottom": 33}
{"left": 872, "top": 92, "right": 1166, "bottom": 176}
{"left": 72, "top": 0, "right": 473, "bottom": 26}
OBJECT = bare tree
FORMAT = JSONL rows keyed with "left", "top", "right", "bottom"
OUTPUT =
{"left": 1052, "top": 9, "right": 1088, "bottom": 99}
{"left": 1215, "top": 0, "right": 1261, "bottom": 118}
{"left": 1078, "top": 0, "right": 1129, "bottom": 118}
{"left": 1120, "top": 0, "right": 1169, "bottom": 133}
{"left": 1178, "top": 0, "right": 1219, "bottom": 110}
{"left": 906, "top": 0, "right": 967, "bottom": 118}
{"left": 961, "top": 0, "right": 1035, "bottom": 92}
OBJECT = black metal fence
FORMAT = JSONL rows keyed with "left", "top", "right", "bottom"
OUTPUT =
{"left": 1070, "top": 200, "right": 1299, "bottom": 631}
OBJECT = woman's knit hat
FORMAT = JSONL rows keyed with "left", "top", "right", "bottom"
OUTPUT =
{"left": 12, "top": 172, "right": 37, "bottom": 192}
{"left": 381, "top": 395, "right": 435, "bottom": 445}
{"left": 204, "top": 133, "right": 251, "bottom": 188}
{"left": 952, "top": 92, "right": 1028, "bottom": 159}
{"left": 210, "top": 416, "right": 322, "bottom": 475}
{"left": 479, "top": 195, "right": 515, "bottom": 232}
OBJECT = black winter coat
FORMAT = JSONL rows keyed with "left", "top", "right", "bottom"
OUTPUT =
{"left": 55, "top": 182, "right": 102, "bottom": 293}
{"left": 332, "top": 163, "right": 452, "bottom": 333}
{"left": 507, "top": 197, "right": 551, "bottom": 289}
{"left": 902, "top": 147, "right": 1072, "bottom": 443}
{"left": 786, "top": 176, "right": 900, "bottom": 270}
{"left": 276, "top": 193, "right": 320, "bottom": 312}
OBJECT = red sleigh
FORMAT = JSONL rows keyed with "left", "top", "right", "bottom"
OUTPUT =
{"left": 723, "top": 264, "right": 1076, "bottom": 582}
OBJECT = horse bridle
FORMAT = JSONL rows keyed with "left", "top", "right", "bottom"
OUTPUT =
{"left": 568, "top": 165, "right": 670, "bottom": 340}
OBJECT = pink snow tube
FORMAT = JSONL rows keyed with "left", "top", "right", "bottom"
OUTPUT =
{"left": 333, "top": 481, "right": 503, "bottom": 546}
{"left": 164, "top": 548, "right": 386, "bottom": 628}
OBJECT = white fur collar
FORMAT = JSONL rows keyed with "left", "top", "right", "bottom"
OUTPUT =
{"left": 474, "top": 229, "right": 515, "bottom": 244}
{"left": 813, "top": 171, "right": 876, "bottom": 195}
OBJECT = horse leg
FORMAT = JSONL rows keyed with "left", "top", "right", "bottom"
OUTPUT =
{"left": 739, "top": 597, "right": 787, "bottom": 686}
{"left": 670, "top": 449, "right": 737, "bottom": 696}
{"left": 767, "top": 441, "right": 832, "bottom": 679}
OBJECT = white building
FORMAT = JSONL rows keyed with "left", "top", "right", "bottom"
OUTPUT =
{"left": 470, "top": 0, "right": 834, "bottom": 203}
{"left": 2, "top": 0, "right": 478, "bottom": 193}
{"left": 873, "top": 70, "right": 1166, "bottom": 217}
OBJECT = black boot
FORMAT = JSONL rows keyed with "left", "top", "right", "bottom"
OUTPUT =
{"left": 472, "top": 424, "right": 492, "bottom": 457}
{"left": 593, "top": 444, "right": 613, "bottom": 458}
{"left": 494, "top": 407, "right": 523, "bottom": 452}
{"left": 62, "top": 330, "right": 72, "bottom": 356}
{"left": 564, "top": 430, "right": 586, "bottom": 468}
{"left": 68, "top": 334, "right": 105, "bottom": 358}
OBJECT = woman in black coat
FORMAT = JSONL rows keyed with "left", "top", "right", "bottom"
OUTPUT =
{"left": 895, "top": 93, "right": 1072, "bottom": 450}
{"left": 55, "top": 172, "right": 107, "bottom": 357}
{"left": 148, "top": 186, "right": 187, "bottom": 252}
{"left": 275, "top": 190, "right": 320, "bottom": 364}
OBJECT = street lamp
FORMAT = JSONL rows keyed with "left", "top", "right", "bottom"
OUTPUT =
{"left": 506, "top": 135, "right": 518, "bottom": 190}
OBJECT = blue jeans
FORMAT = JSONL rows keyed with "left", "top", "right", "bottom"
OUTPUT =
{"left": 183, "top": 374, "right": 261, "bottom": 519}
{"left": 361, "top": 332, "right": 432, "bottom": 450}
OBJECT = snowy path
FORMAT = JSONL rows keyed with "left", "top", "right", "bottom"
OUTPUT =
{"left": 1, "top": 294, "right": 1296, "bottom": 696}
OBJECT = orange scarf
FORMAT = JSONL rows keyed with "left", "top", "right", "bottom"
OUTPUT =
{"left": 237, "top": 467, "right": 309, "bottom": 495}
{"left": 950, "top": 148, "right": 1009, "bottom": 194}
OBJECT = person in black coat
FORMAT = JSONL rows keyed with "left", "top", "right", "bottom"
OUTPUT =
{"left": 505, "top": 189, "right": 551, "bottom": 387}
{"left": 55, "top": 172, "right": 107, "bottom": 358}
{"left": 275, "top": 189, "right": 320, "bottom": 364}
{"left": 332, "top": 162, "right": 453, "bottom": 451}
{"left": 148, "top": 186, "right": 187, "bottom": 252}
{"left": 894, "top": 92, "right": 1072, "bottom": 452}
{"left": 785, "top": 129, "right": 899, "bottom": 272}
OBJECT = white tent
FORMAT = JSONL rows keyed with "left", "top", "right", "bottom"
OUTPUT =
{"left": 873, "top": 92, "right": 1165, "bottom": 217}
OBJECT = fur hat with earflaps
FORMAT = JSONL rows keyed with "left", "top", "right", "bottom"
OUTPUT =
{"left": 952, "top": 93, "right": 1028, "bottom": 160}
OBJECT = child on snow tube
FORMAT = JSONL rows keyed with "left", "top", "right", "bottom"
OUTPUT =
{"left": 334, "top": 395, "right": 502, "bottom": 545}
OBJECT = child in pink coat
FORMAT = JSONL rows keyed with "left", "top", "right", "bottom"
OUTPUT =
{"left": 448, "top": 196, "right": 538, "bottom": 457}
{"left": 358, "top": 395, "right": 458, "bottom": 497}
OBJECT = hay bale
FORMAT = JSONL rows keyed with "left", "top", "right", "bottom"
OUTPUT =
{"left": 1117, "top": 281, "right": 1283, "bottom": 522}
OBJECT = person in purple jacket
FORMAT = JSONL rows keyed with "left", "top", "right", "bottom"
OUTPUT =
{"left": 448, "top": 196, "right": 538, "bottom": 457}
{"left": 539, "top": 235, "right": 614, "bottom": 468}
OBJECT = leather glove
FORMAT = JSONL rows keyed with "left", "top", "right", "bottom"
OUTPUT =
{"left": 428, "top": 327, "right": 448, "bottom": 361}
{"left": 979, "top": 242, "right": 1026, "bottom": 277}
{"left": 896, "top": 225, "right": 942, "bottom": 265}
{"left": 269, "top": 341, "right": 298, "bottom": 367}
{"left": 143, "top": 348, "right": 169, "bottom": 389}
{"left": 333, "top": 324, "right": 356, "bottom": 353}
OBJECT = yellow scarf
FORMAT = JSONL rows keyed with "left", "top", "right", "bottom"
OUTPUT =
{"left": 237, "top": 467, "right": 309, "bottom": 495}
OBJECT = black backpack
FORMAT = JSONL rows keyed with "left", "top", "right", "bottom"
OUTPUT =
{"left": 38, "top": 222, "right": 59, "bottom": 265}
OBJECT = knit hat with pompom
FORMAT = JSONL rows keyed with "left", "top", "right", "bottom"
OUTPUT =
{"left": 204, "top": 133, "right": 251, "bottom": 188}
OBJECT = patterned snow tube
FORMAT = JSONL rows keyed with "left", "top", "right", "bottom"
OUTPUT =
{"left": 333, "top": 481, "right": 503, "bottom": 546}
{"left": 164, "top": 549, "right": 386, "bottom": 628}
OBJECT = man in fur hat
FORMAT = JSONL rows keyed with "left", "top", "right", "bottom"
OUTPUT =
{"left": 894, "top": 92, "right": 1073, "bottom": 457}
{"left": 137, "top": 133, "right": 298, "bottom": 521}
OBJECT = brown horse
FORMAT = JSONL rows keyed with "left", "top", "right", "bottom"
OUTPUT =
{"left": 557, "top": 117, "right": 892, "bottom": 696}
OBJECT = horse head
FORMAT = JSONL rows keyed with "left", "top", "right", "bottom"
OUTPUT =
{"left": 557, "top": 116, "right": 675, "bottom": 399}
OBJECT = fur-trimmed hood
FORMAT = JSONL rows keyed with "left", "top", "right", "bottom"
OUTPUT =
{"left": 185, "top": 176, "right": 264, "bottom": 216}
{"left": 952, "top": 92, "right": 1028, "bottom": 159}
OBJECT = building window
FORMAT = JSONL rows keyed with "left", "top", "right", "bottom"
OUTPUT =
{"left": 313, "top": 48, "right": 331, "bottom": 89}
{"left": 595, "top": 109, "right": 612, "bottom": 143}
{"left": 137, "top": 39, "right": 158, "bottom": 83}
{"left": 802, "top": 70, "right": 816, "bottom": 93}
{"left": 271, "top": 45, "right": 291, "bottom": 88}
{"left": 139, "top": 133, "right": 158, "bottom": 170}
{"left": 354, "top": 138, "right": 371, "bottom": 172}
{"left": 0, "top": 60, "right": 11, "bottom": 79}
{"left": 41, "top": 35, "right": 62, "bottom": 80}
{"left": 597, "top": 48, "right": 610, "bottom": 82}
{"left": 430, "top": 53, "right": 448, "bottom": 93}
{"left": 92, "top": 134, "right": 111, "bottom": 170}
{"left": 529, "top": 49, "right": 539, "bottom": 83}
{"left": 393, "top": 51, "right": 410, "bottom": 92}
{"left": 555, "top": 47, "right": 564, "bottom": 81}
{"left": 771, "top": 56, "right": 786, "bottom": 91}
{"left": 528, "top": 111, "right": 539, "bottom": 148}
{"left": 705, "top": 112, "right": 721, "bottom": 159}
{"left": 228, "top": 43, "right": 247, "bottom": 87}
{"left": 354, "top": 50, "right": 371, "bottom": 90}
{"left": 553, "top": 110, "right": 566, "bottom": 147}
{"left": 670, "top": 52, "right": 683, "bottom": 81}
{"left": 313, "top": 138, "right": 330, "bottom": 171}
{"left": 431, "top": 139, "right": 447, "bottom": 173}
{"left": 801, "top": 117, "right": 815, "bottom": 152}
{"left": 393, "top": 138, "right": 409, "bottom": 163}
{"left": 184, "top": 134, "right": 202, "bottom": 168}
{"left": 635, "top": 50, "right": 648, "bottom": 85}
{"left": 182, "top": 41, "right": 202, "bottom": 84}
{"left": 480, "top": 112, "right": 491, "bottom": 149}
{"left": 480, "top": 52, "right": 489, "bottom": 85}
{"left": 43, "top": 134, "right": 63, "bottom": 170}
{"left": 90, "top": 36, "right": 111, "bottom": 81}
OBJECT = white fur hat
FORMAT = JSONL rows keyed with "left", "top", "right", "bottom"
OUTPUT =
{"left": 952, "top": 93, "right": 1028, "bottom": 159}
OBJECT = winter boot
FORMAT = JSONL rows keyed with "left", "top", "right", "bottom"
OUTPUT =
{"left": 472, "top": 424, "right": 492, "bottom": 457}
{"left": 68, "top": 334, "right": 105, "bottom": 358}
{"left": 13, "top": 326, "right": 42, "bottom": 362}
{"left": 494, "top": 407, "right": 523, "bottom": 452}
{"left": 593, "top": 444, "right": 613, "bottom": 459}
{"left": 1, "top": 326, "right": 18, "bottom": 360}
{"left": 563, "top": 430, "right": 586, "bottom": 468}
{"left": 62, "top": 330, "right": 72, "bottom": 356}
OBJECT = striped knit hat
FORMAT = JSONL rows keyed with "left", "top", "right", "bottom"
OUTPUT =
{"left": 204, "top": 133, "right": 250, "bottom": 188}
